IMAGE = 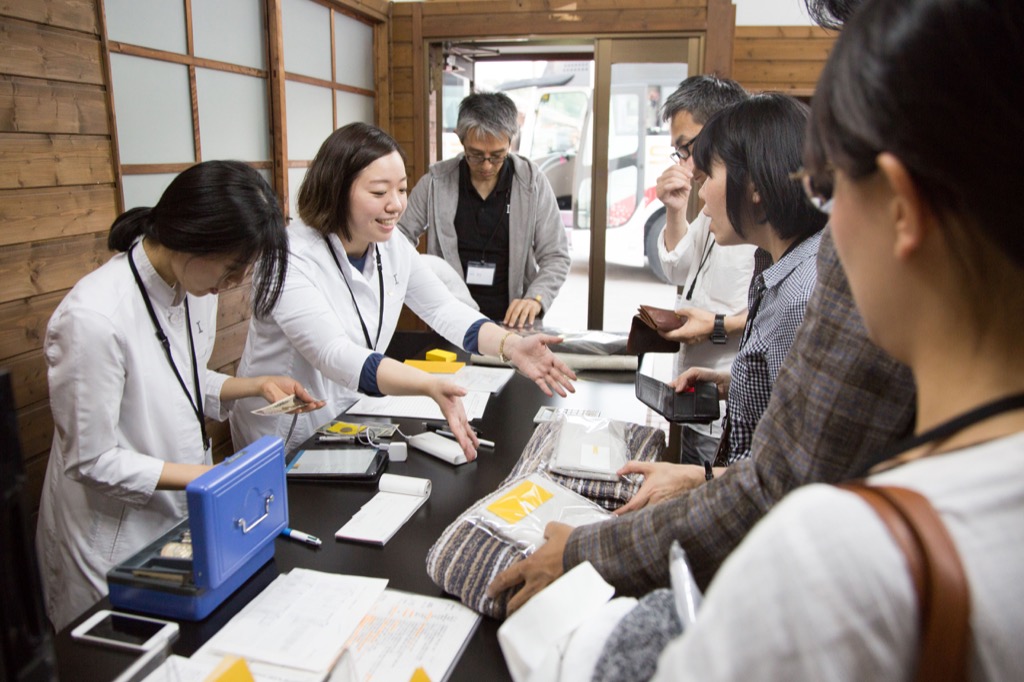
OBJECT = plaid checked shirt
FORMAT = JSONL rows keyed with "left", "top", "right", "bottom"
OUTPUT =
{"left": 726, "top": 232, "right": 823, "bottom": 463}
{"left": 564, "top": 227, "right": 917, "bottom": 592}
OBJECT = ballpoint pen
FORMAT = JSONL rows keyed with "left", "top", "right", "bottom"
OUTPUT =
{"left": 281, "top": 527, "right": 322, "bottom": 547}
{"left": 436, "top": 429, "right": 495, "bottom": 449}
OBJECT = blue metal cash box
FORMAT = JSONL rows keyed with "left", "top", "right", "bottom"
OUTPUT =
{"left": 107, "top": 436, "right": 287, "bottom": 621}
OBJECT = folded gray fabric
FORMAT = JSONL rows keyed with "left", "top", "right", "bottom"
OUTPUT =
{"left": 591, "top": 589, "right": 682, "bottom": 682}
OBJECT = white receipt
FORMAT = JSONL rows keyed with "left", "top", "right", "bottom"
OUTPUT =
{"left": 335, "top": 474, "right": 432, "bottom": 545}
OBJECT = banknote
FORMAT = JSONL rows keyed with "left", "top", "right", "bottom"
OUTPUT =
{"left": 251, "top": 394, "right": 307, "bottom": 416}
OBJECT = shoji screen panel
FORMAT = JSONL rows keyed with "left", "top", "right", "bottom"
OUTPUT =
{"left": 282, "top": 0, "right": 376, "bottom": 216}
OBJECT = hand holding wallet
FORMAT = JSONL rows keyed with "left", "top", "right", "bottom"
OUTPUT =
{"left": 637, "top": 305, "right": 686, "bottom": 332}
{"left": 626, "top": 305, "right": 687, "bottom": 355}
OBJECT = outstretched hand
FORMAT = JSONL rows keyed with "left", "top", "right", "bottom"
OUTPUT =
{"left": 504, "top": 334, "right": 577, "bottom": 397}
{"left": 427, "top": 379, "right": 478, "bottom": 461}
{"left": 487, "top": 521, "right": 573, "bottom": 615}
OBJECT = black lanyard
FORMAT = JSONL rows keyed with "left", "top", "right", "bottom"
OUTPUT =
{"left": 325, "top": 236, "right": 384, "bottom": 351}
{"left": 127, "top": 245, "right": 210, "bottom": 451}
{"left": 685, "top": 235, "right": 715, "bottom": 301}
{"left": 862, "top": 392, "right": 1024, "bottom": 473}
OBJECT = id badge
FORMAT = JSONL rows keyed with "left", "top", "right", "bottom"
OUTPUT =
{"left": 466, "top": 260, "right": 497, "bottom": 286}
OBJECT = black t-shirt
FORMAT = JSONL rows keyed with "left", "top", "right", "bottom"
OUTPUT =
{"left": 453, "top": 159, "right": 514, "bottom": 320}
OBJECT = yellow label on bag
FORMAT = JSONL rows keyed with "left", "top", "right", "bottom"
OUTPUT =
{"left": 486, "top": 481, "right": 554, "bottom": 523}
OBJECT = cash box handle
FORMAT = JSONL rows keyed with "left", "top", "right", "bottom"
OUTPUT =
{"left": 236, "top": 494, "right": 274, "bottom": 534}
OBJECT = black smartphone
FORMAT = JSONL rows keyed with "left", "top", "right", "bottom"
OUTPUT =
{"left": 286, "top": 447, "right": 387, "bottom": 482}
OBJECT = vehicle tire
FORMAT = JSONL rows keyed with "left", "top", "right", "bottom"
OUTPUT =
{"left": 644, "top": 209, "right": 670, "bottom": 283}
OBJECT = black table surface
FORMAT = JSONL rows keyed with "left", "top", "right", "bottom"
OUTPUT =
{"left": 54, "top": 333, "right": 650, "bottom": 681}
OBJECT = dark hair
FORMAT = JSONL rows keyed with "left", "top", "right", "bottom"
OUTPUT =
{"left": 661, "top": 75, "right": 748, "bottom": 125}
{"left": 107, "top": 160, "right": 287, "bottom": 318}
{"left": 802, "top": 0, "right": 862, "bottom": 29}
{"left": 806, "top": 0, "right": 1024, "bottom": 279}
{"left": 456, "top": 92, "right": 519, "bottom": 142}
{"left": 693, "top": 93, "right": 827, "bottom": 242}
{"left": 297, "top": 123, "right": 406, "bottom": 243}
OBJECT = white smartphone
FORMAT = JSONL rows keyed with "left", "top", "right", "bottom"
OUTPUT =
{"left": 70, "top": 610, "right": 179, "bottom": 653}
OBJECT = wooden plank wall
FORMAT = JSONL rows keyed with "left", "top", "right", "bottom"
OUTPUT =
{"left": 0, "top": 0, "right": 116, "bottom": 520}
{"left": 733, "top": 25, "right": 837, "bottom": 97}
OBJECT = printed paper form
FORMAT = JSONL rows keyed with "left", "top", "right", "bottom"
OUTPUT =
{"left": 450, "top": 365, "right": 515, "bottom": 393}
{"left": 346, "top": 590, "right": 481, "bottom": 682}
{"left": 346, "top": 391, "right": 489, "bottom": 420}
{"left": 198, "top": 568, "right": 387, "bottom": 673}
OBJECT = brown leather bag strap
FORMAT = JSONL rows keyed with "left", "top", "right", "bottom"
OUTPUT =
{"left": 839, "top": 484, "right": 972, "bottom": 682}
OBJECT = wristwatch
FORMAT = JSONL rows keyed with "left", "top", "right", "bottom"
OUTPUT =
{"left": 711, "top": 314, "right": 727, "bottom": 345}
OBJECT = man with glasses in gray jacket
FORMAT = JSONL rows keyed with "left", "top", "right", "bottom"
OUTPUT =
{"left": 399, "top": 92, "right": 570, "bottom": 328}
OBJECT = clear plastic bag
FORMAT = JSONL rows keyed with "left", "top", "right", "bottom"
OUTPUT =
{"left": 547, "top": 414, "right": 629, "bottom": 482}
{"left": 464, "top": 473, "right": 613, "bottom": 554}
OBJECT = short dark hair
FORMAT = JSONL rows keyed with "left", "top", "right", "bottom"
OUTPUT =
{"left": 107, "top": 160, "right": 287, "bottom": 318}
{"left": 802, "top": 0, "right": 863, "bottom": 30}
{"left": 455, "top": 92, "right": 519, "bottom": 143}
{"left": 661, "top": 75, "right": 748, "bottom": 125}
{"left": 297, "top": 122, "right": 406, "bottom": 243}
{"left": 693, "top": 93, "right": 827, "bottom": 242}
{"left": 806, "top": 0, "right": 1024, "bottom": 291}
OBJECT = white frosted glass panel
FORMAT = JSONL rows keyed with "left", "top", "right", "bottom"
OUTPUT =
{"left": 283, "top": 0, "right": 331, "bottom": 80}
{"left": 105, "top": 0, "right": 187, "bottom": 54}
{"left": 196, "top": 69, "right": 270, "bottom": 162}
{"left": 735, "top": 0, "right": 814, "bottom": 25}
{"left": 288, "top": 167, "right": 308, "bottom": 219}
{"left": 193, "top": 0, "right": 267, "bottom": 69}
{"left": 122, "top": 173, "right": 178, "bottom": 211}
{"left": 110, "top": 54, "right": 194, "bottom": 164}
{"left": 334, "top": 15, "right": 373, "bottom": 90}
{"left": 335, "top": 91, "right": 374, "bottom": 128}
{"left": 286, "top": 81, "right": 333, "bottom": 160}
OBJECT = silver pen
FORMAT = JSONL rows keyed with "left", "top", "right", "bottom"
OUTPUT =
{"left": 436, "top": 429, "right": 495, "bottom": 449}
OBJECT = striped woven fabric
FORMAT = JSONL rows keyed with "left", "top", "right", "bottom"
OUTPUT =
{"left": 425, "top": 421, "right": 666, "bottom": 619}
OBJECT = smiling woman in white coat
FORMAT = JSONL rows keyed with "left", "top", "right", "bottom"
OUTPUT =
{"left": 231, "top": 123, "right": 577, "bottom": 459}
{"left": 36, "top": 161, "right": 323, "bottom": 631}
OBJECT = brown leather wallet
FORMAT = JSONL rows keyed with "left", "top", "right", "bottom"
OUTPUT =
{"left": 626, "top": 305, "right": 686, "bottom": 355}
{"left": 637, "top": 304, "right": 686, "bottom": 332}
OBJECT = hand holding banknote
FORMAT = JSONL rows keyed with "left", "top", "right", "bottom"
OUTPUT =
{"left": 249, "top": 376, "right": 325, "bottom": 415}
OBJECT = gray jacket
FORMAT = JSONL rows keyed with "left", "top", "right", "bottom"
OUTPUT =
{"left": 398, "top": 154, "right": 570, "bottom": 313}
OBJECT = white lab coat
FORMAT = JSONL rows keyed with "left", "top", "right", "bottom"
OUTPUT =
{"left": 36, "top": 243, "right": 228, "bottom": 631}
{"left": 231, "top": 220, "right": 487, "bottom": 450}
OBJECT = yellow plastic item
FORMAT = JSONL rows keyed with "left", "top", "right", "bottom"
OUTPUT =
{"left": 404, "top": 359, "right": 465, "bottom": 374}
{"left": 409, "top": 668, "right": 432, "bottom": 682}
{"left": 425, "top": 348, "right": 458, "bottom": 363}
{"left": 322, "top": 421, "right": 368, "bottom": 435}
{"left": 204, "top": 656, "right": 255, "bottom": 682}
{"left": 486, "top": 480, "right": 554, "bottom": 524}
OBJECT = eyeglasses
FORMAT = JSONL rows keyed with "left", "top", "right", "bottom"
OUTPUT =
{"left": 670, "top": 140, "right": 696, "bottom": 163}
{"left": 791, "top": 166, "right": 835, "bottom": 214}
{"left": 464, "top": 149, "right": 509, "bottom": 166}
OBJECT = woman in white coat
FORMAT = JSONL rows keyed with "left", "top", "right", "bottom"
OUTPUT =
{"left": 231, "top": 123, "right": 576, "bottom": 458}
{"left": 36, "top": 161, "right": 323, "bottom": 631}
